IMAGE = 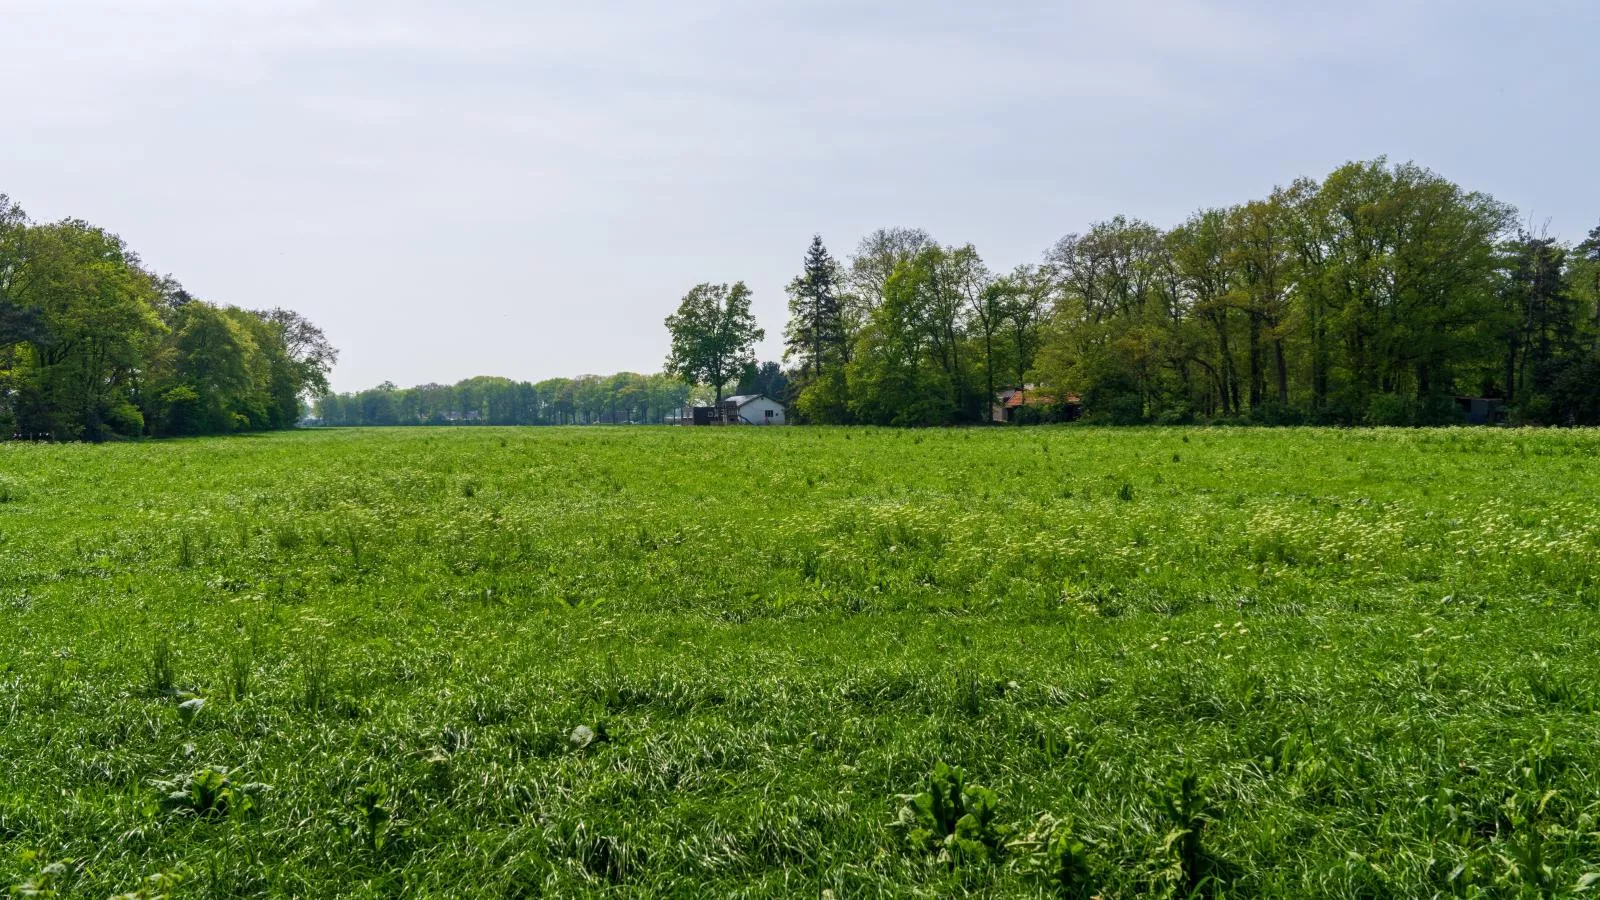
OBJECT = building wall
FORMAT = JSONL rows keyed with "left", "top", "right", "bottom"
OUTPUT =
{"left": 737, "top": 397, "right": 786, "bottom": 425}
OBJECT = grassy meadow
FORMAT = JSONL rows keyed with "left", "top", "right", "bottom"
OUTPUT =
{"left": 2, "top": 425, "right": 1599, "bottom": 897}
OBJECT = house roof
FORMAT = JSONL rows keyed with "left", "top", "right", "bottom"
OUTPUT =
{"left": 724, "top": 394, "right": 782, "bottom": 408}
{"left": 1003, "top": 391, "right": 1049, "bottom": 409}
{"left": 1001, "top": 390, "right": 1080, "bottom": 409}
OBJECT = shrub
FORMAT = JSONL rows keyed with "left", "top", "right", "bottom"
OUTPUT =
{"left": 1246, "top": 402, "right": 1306, "bottom": 426}
{"left": 1415, "top": 393, "right": 1465, "bottom": 426}
{"left": 355, "top": 783, "right": 393, "bottom": 851}
{"left": 1083, "top": 394, "right": 1145, "bottom": 425}
{"left": 1016, "top": 814, "right": 1095, "bottom": 894}
{"left": 1081, "top": 372, "right": 1146, "bottom": 425}
{"left": 1012, "top": 405, "right": 1046, "bottom": 426}
{"left": 898, "top": 762, "right": 1013, "bottom": 867}
{"left": 1153, "top": 771, "right": 1219, "bottom": 895}
{"left": 1365, "top": 393, "right": 1413, "bottom": 426}
{"left": 1153, "top": 405, "right": 1197, "bottom": 426}
{"left": 1550, "top": 351, "right": 1600, "bottom": 424}
{"left": 154, "top": 767, "right": 263, "bottom": 819}
{"left": 102, "top": 399, "right": 146, "bottom": 437}
{"left": 1510, "top": 393, "right": 1554, "bottom": 426}
{"left": 156, "top": 385, "right": 203, "bottom": 436}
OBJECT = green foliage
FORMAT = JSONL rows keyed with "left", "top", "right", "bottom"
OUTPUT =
{"left": 1245, "top": 402, "right": 1306, "bottom": 426}
{"left": 153, "top": 767, "right": 260, "bottom": 819}
{"left": 226, "top": 641, "right": 253, "bottom": 701}
{"left": 318, "top": 371, "right": 693, "bottom": 426}
{"left": 791, "top": 368, "right": 852, "bottom": 425}
{"left": 146, "top": 638, "right": 174, "bottom": 696}
{"left": 1153, "top": 770, "right": 1217, "bottom": 895}
{"left": 1044, "top": 826, "right": 1093, "bottom": 892}
{"left": 899, "top": 762, "right": 1013, "bottom": 867}
{"left": 107, "top": 870, "right": 184, "bottom": 900}
{"left": 299, "top": 641, "right": 332, "bottom": 713}
{"left": 783, "top": 235, "right": 846, "bottom": 385}
{"left": 1365, "top": 392, "right": 1413, "bottom": 426}
{"left": 0, "top": 193, "right": 333, "bottom": 441}
{"left": 773, "top": 161, "right": 1594, "bottom": 427}
{"left": 734, "top": 360, "right": 789, "bottom": 402}
{"left": 1415, "top": 393, "right": 1467, "bottom": 426}
{"left": 354, "top": 784, "right": 393, "bottom": 852}
{"left": 1548, "top": 349, "right": 1600, "bottom": 425}
{"left": 7, "top": 853, "right": 70, "bottom": 898}
{"left": 664, "top": 281, "right": 764, "bottom": 402}
{"left": 1015, "top": 814, "right": 1095, "bottom": 894}
{"left": 843, "top": 245, "right": 988, "bottom": 425}
{"left": 102, "top": 400, "right": 145, "bottom": 437}
{"left": 154, "top": 385, "right": 202, "bottom": 436}
{"left": 1079, "top": 371, "right": 1147, "bottom": 425}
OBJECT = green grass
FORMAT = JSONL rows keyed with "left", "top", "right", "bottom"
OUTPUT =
{"left": 2, "top": 426, "right": 1599, "bottom": 897}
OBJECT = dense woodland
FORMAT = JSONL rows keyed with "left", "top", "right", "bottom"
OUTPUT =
{"left": 773, "top": 159, "right": 1600, "bottom": 426}
{"left": 0, "top": 194, "right": 336, "bottom": 440}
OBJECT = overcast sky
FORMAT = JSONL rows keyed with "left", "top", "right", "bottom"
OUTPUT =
{"left": 5, "top": 1, "right": 1596, "bottom": 391}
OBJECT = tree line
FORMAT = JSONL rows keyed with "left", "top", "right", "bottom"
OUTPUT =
{"left": 317, "top": 373, "right": 685, "bottom": 427}
{"left": 667, "top": 157, "right": 1599, "bottom": 427}
{"left": 314, "top": 364, "right": 794, "bottom": 428}
{"left": 0, "top": 193, "right": 336, "bottom": 440}
{"left": 22, "top": 155, "right": 1592, "bottom": 437}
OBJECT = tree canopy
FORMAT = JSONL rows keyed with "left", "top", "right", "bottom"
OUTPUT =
{"left": 774, "top": 159, "right": 1600, "bottom": 426}
{"left": 0, "top": 192, "right": 336, "bottom": 440}
{"left": 664, "top": 282, "right": 764, "bottom": 403}
{"left": 15, "top": 156, "right": 1599, "bottom": 435}
{"left": 314, "top": 372, "right": 693, "bottom": 427}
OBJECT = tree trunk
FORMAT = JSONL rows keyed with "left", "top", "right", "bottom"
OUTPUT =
{"left": 812, "top": 306, "right": 822, "bottom": 380}
{"left": 1213, "top": 310, "right": 1234, "bottom": 415}
{"left": 1310, "top": 298, "right": 1327, "bottom": 411}
{"left": 1247, "top": 312, "right": 1264, "bottom": 410}
{"left": 984, "top": 329, "right": 995, "bottom": 424}
{"left": 1014, "top": 325, "right": 1028, "bottom": 389}
{"left": 1505, "top": 338, "right": 1518, "bottom": 403}
{"left": 1220, "top": 328, "right": 1238, "bottom": 415}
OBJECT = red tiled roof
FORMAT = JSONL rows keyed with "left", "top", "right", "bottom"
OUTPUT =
{"left": 1002, "top": 391, "right": 1079, "bottom": 408}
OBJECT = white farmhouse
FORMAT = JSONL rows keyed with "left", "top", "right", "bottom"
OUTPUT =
{"left": 722, "top": 394, "right": 786, "bottom": 425}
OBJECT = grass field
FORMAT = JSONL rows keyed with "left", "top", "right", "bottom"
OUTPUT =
{"left": 2, "top": 426, "right": 1599, "bottom": 897}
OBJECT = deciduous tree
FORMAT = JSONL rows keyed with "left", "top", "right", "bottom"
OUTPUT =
{"left": 664, "top": 282, "right": 764, "bottom": 403}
